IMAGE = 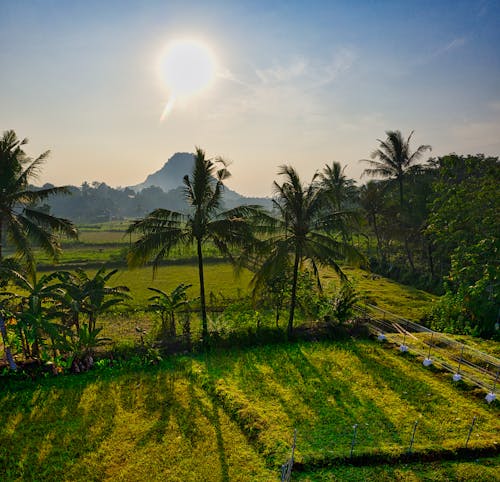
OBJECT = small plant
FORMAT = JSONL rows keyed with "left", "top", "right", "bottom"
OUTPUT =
{"left": 147, "top": 283, "right": 193, "bottom": 341}
{"left": 66, "top": 326, "right": 111, "bottom": 373}
{"left": 328, "top": 284, "right": 360, "bottom": 325}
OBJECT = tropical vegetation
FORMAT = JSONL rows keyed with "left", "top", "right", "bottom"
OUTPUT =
{"left": 126, "top": 147, "right": 263, "bottom": 344}
{"left": 1, "top": 127, "right": 499, "bottom": 481}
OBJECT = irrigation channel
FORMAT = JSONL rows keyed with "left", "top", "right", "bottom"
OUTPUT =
{"left": 355, "top": 304, "right": 500, "bottom": 400}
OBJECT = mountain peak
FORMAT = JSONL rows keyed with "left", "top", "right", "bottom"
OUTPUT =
{"left": 131, "top": 152, "right": 194, "bottom": 193}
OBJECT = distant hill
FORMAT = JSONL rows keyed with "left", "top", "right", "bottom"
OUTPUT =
{"left": 42, "top": 152, "right": 272, "bottom": 223}
{"left": 130, "top": 152, "right": 272, "bottom": 210}
{"left": 131, "top": 152, "right": 194, "bottom": 193}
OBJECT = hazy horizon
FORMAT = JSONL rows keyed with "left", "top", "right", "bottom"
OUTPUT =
{"left": 1, "top": 0, "right": 499, "bottom": 197}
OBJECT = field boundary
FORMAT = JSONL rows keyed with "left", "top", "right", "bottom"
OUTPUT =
{"left": 292, "top": 444, "right": 500, "bottom": 472}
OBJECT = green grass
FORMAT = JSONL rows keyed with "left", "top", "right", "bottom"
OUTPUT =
{"left": 114, "top": 263, "right": 253, "bottom": 308}
{"left": 2, "top": 340, "right": 498, "bottom": 480}
{"left": 188, "top": 340, "right": 499, "bottom": 465}
{"left": 0, "top": 364, "right": 274, "bottom": 481}
{"left": 334, "top": 266, "right": 436, "bottom": 320}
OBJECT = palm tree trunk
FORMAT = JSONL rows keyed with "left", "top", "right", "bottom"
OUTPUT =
{"left": 288, "top": 248, "right": 300, "bottom": 338}
{"left": 0, "top": 216, "right": 3, "bottom": 260}
{"left": 170, "top": 312, "right": 176, "bottom": 337}
{"left": 372, "top": 214, "right": 383, "bottom": 262}
{"left": 427, "top": 240, "right": 435, "bottom": 278}
{"left": 196, "top": 238, "right": 208, "bottom": 343}
{"left": 404, "top": 236, "right": 416, "bottom": 272}
{"left": 398, "top": 176, "right": 404, "bottom": 209}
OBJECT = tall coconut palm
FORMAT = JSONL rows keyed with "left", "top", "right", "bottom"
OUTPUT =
{"left": 319, "top": 161, "right": 357, "bottom": 211}
{"left": 127, "top": 147, "right": 261, "bottom": 343}
{"left": 361, "top": 130, "right": 431, "bottom": 209}
{"left": 0, "top": 130, "right": 78, "bottom": 272}
{"left": 251, "top": 165, "right": 362, "bottom": 337}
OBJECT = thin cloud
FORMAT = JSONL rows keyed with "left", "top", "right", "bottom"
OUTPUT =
{"left": 255, "top": 58, "right": 307, "bottom": 84}
{"left": 416, "top": 37, "right": 467, "bottom": 65}
{"left": 438, "top": 37, "right": 467, "bottom": 55}
{"left": 207, "top": 49, "right": 357, "bottom": 123}
{"left": 313, "top": 48, "right": 357, "bottom": 88}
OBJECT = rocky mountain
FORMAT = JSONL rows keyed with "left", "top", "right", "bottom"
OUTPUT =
{"left": 130, "top": 152, "right": 272, "bottom": 210}
{"left": 131, "top": 152, "right": 194, "bottom": 193}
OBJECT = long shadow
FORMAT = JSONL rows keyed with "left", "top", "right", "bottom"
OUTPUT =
{"left": 348, "top": 341, "right": 500, "bottom": 447}
{"left": 0, "top": 374, "right": 118, "bottom": 480}
{"left": 277, "top": 342, "right": 405, "bottom": 443}
{"left": 133, "top": 370, "right": 177, "bottom": 444}
{"left": 215, "top": 339, "right": 410, "bottom": 461}
{"left": 187, "top": 377, "right": 230, "bottom": 482}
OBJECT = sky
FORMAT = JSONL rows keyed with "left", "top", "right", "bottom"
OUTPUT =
{"left": 1, "top": 0, "right": 499, "bottom": 197}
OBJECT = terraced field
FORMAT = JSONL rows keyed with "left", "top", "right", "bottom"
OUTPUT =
{"left": 2, "top": 340, "right": 498, "bottom": 481}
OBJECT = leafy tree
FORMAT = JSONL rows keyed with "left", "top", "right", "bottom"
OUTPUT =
{"left": 0, "top": 130, "right": 77, "bottom": 273}
{"left": 427, "top": 154, "right": 499, "bottom": 337}
{"left": 127, "top": 147, "right": 262, "bottom": 343}
{"left": 361, "top": 130, "right": 431, "bottom": 272}
{"left": 358, "top": 180, "right": 387, "bottom": 261}
{"left": 251, "top": 165, "right": 362, "bottom": 337}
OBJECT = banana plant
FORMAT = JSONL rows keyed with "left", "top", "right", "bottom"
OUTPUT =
{"left": 148, "top": 283, "right": 192, "bottom": 339}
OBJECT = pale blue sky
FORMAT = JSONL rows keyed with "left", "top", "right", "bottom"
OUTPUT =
{"left": 1, "top": 0, "right": 499, "bottom": 196}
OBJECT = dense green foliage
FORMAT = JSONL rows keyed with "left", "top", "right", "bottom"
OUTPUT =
{"left": 426, "top": 155, "right": 499, "bottom": 337}
{"left": 360, "top": 138, "right": 499, "bottom": 338}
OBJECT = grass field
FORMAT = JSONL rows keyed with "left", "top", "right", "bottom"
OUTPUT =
{"left": 1, "top": 339, "right": 498, "bottom": 481}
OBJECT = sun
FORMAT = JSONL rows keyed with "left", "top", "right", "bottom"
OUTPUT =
{"left": 159, "top": 38, "right": 216, "bottom": 120}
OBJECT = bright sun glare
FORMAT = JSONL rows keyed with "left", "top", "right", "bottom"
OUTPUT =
{"left": 159, "top": 39, "right": 216, "bottom": 120}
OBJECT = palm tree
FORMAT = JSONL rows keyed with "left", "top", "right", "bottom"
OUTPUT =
{"left": 251, "top": 165, "right": 362, "bottom": 337}
{"left": 4, "top": 270, "right": 67, "bottom": 360}
{"left": 0, "top": 130, "right": 78, "bottom": 272}
{"left": 127, "top": 147, "right": 261, "bottom": 343}
{"left": 361, "top": 130, "right": 431, "bottom": 209}
{"left": 319, "top": 161, "right": 357, "bottom": 211}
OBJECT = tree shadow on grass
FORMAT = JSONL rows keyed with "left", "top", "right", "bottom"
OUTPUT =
{"left": 211, "top": 340, "right": 410, "bottom": 460}
{"left": 0, "top": 375, "right": 118, "bottom": 481}
{"left": 187, "top": 377, "right": 230, "bottom": 482}
{"left": 348, "top": 341, "right": 500, "bottom": 449}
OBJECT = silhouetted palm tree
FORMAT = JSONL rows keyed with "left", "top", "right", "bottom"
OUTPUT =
{"left": 359, "top": 180, "right": 387, "bottom": 261}
{"left": 320, "top": 161, "right": 357, "bottom": 211}
{"left": 0, "top": 130, "right": 77, "bottom": 272}
{"left": 251, "top": 165, "right": 362, "bottom": 337}
{"left": 127, "top": 147, "right": 261, "bottom": 343}
{"left": 361, "top": 130, "right": 431, "bottom": 208}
